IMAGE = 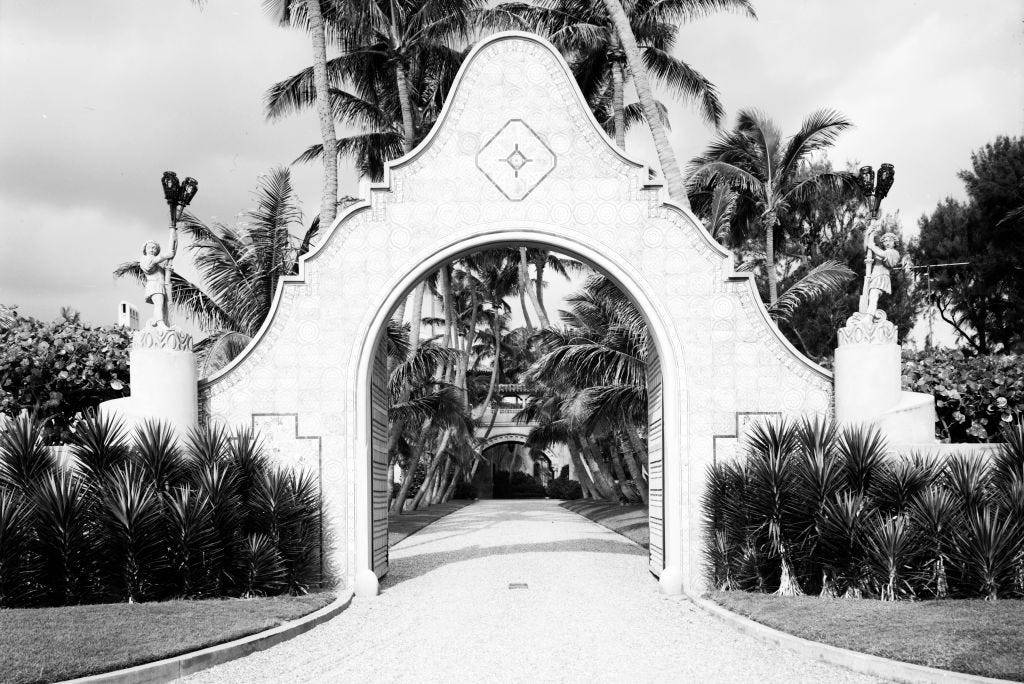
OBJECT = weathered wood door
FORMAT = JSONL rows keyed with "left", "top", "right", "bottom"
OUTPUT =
{"left": 370, "top": 344, "right": 389, "bottom": 579}
{"left": 647, "top": 348, "right": 665, "bottom": 575}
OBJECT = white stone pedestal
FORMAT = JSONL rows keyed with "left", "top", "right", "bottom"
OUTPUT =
{"left": 100, "top": 326, "right": 198, "bottom": 436}
{"left": 834, "top": 313, "right": 935, "bottom": 445}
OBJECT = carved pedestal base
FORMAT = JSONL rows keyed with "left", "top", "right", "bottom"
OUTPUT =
{"left": 835, "top": 313, "right": 901, "bottom": 423}
{"left": 100, "top": 326, "right": 198, "bottom": 436}
{"left": 834, "top": 312, "right": 936, "bottom": 445}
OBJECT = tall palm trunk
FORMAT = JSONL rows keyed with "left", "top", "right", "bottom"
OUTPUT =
{"left": 532, "top": 254, "right": 551, "bottom": 328}
{"left": 456, "top": 290, "right": 478, "bottom": 399}
{"left": 441, "top": 265, "right": 457, "bottom": 382}
{"left": 304, "top": 0, "right": 338, "bottom": 227}
{"left": 520, "top": 247, "right": 550, "bottom": 332}
{"left": 567, "top": 442, "right": 596, "bottom": 499}
{"left": 431, "top": 458, "right": 453, "bottom": 504}
{"left": 517, "top": 248, "right": 535, "bottom": 333}
{"left": 605, "top": 440, "right": 636, "bottom": 501}
{"left": 411, "top": 429, "right": 452, "bottom": 511}
{"left": 441, "top": 464, "right": 461, "bottom": 502}
{"left": 617, "top": 429, "right": 648, "bottom": 504}
{"left": 577, "top": 436, "right": 617, "bottom": 499}
{"left": 476, "top": 317, "right": 501, "bottom": 427}
{"left": 610, "top": 52, "right": 627, "bottom": 149}
{"left": 764, "top": 211, "right": 779, "bottom": 304}
{"left": 392, "top": 420, "right": 431, "bottom": 513}
{"left": 601, "top": 0, "right": 688, "bottom": 208}
{"left": 394, "top": 61, "right": 416, "bottom": 154}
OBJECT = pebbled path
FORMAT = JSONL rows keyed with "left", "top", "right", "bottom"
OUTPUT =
{"left": 186, "top": 499, "right": 883, "bottom": 683}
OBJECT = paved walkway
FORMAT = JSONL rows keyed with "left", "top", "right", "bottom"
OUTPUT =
{"left": 187, "top": 500, "right": 883, "bottom": 683}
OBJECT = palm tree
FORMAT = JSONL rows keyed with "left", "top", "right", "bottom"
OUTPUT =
{"left": 263, "top": 1, "right": 341, "bottom": 228}
{"left": 115, "top": 167, "right": 315, "bottom": 339}
{"left": 267, "top": 1, "right": 476, "bottom": 176}
{"left": 487, "top": 1, "right": 753, "bottom": 204}
{"left": 688, "top": 108, "right": 858, "bottom": 305}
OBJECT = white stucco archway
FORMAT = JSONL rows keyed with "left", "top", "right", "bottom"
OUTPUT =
{"left": 198, "top": 32, "right": 832, "bottom": 598}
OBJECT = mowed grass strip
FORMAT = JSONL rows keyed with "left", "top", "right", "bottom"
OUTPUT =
{"left": 0, "top": 593, "right": 335, "bottom": 684}
{"left": 711, "top": 592, "right": 1024, "bottom": 682}
{"left": 560, "top": 500, "right": 649, "bottom": 549}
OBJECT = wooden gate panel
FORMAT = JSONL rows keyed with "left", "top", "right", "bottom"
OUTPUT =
{"left": 370, "top": 343, "right": 390, "bottom": 579}
{"left": 647, "top": 349, "right": 665, "bottom": 574}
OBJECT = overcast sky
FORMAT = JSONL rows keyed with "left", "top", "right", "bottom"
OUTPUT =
{"left": 1, "top": 0, "right": 1021, "bottom": 328}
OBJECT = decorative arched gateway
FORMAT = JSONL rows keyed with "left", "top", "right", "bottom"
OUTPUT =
{"left": 198, "top": 32, "right": 832, "bottom": 597}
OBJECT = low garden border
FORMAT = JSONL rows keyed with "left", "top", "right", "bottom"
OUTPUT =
{"left": 63, "top": 591, "right": 354, "bottom": 684}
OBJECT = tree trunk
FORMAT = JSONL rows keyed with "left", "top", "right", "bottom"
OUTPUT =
{"left": 600, "top": 0, "right": 689, "bottom": 208}
{"left": 304, "top": 0, "right": 338, "bottom": 228}
{"left": 391, "top": 453, "right": 420, "bottom": 513}
{"left": 394, "top": 61, "right": 416, "bottom": 153}
{"left": 626, "top": 425, "right": 648, "bottom": 469}
{"left": 456, "top": 290, "right": 478, "bottom": 400}
{"left": 533, "top": 253, "right": 551, "bottom": 328}
{"left": 409, "top": 282, "right": 425, "bottom": 354}
{"left": 441, "top": 464, "right": 461, "bottom": 502}
{"left": 517, "top": 247, "right": 535, "bottom": 334}
{"left": 431, "top": 458, "right": 453, "bottom": 504}
{"left": 475, "top": 318, "right": 501, "bottom": 423}
{"left": 577, "top": 436, "right": 617, "bottom": 500}
{"left": 441, "top": 265, "right": 457, "bottom": 382}
{"left": 567, "top": 441, "right": 596, "bottom": 499}
{"left": 764, "top": 213, "right": 779, "bottom": 305}
{"left": 610, "top": 57, "right": 626, "bottom": 149}
{"left": 605, "top": 440, "right": 636, "bottom": 501}
{"left": 617, "top": 429, "right": 648, "bottom": 504}
{"left": 410, "top": 429, "right": 452, "bottom": 511}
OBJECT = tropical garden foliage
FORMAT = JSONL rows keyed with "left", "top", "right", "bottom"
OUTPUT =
{"left": 913, "top": 135, "right": 1024, "bottom": 354}
{"left": 903, "top": 349, "right": 1024, "bottom": 442}
{"left": 0, "top": 413, "right": 321, "bottom": 608}
{"left": 0, "top": 308, "right": 130, "bottom": 443}
{"left": 704, "top": 417, "right": 1024, "bottom": 600}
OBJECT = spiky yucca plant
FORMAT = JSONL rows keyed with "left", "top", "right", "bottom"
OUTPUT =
{"left": 99, "top": 463, "right": 164, "bottom": 603}
{"left": 0, "top": 413, "right": 57, "bottom": 492}
{"left": 70, "top": 411, "right": 131, "bottom": 485}
{"left": 0, "top": 488, "right": 32, "bottom": 606}
{"left": 30, "top": 470, "right": 94, "bottom": 605}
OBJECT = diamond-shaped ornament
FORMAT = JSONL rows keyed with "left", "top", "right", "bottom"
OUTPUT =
{"left": 475, "top": 119, "right": 556, "bottom": 201}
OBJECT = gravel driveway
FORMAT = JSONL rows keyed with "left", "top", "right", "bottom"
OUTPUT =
{"left": 186, "top": 499, "right": 883, "bottom": 683}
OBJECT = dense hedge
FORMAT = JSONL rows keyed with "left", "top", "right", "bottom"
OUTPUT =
{"left": 0, "top": 310, "right": 131, "bottom": 443}
{"left": 0, "top": 413, "right": 322, "bottom": 607}
{"left": 492, "top": 470, "right": 547, "bottom": 499}
{"left": 704, "top": 417, "right": 1024, "bottom": 600}
{"left": 903, "top": 350, "right": 1023, "bottom": 442}
{"left": 546, "top": 467, "right": 583, "bottom": 500}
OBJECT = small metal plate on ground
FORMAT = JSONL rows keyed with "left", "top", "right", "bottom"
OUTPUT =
{"left": 508, "top": 583, "right": 529, "bottom": 590}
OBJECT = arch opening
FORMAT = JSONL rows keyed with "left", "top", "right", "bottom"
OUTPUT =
{"left": 355, "top": 231, "right": 684, "bottom": 596}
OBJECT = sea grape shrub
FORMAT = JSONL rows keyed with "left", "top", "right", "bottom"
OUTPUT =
{"left": 0, "top": 310, "right": 130, "bottom": 443}
{"left": 902, "top": 349, "right": 1023, "bottom": 442}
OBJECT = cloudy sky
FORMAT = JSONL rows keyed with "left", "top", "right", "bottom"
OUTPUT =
{"left": 1, "top": 0, "right": 1021, "bottom": 328}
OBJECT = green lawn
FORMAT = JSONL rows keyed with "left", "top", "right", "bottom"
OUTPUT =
{"left": 0, "top": 593, "right": 335, "bottom": 684}
{"left": 560, "top": 500, "right": 648, "bottom": 549}
{"left": 711, "top": 592, "right": 1024, "bottom": 682}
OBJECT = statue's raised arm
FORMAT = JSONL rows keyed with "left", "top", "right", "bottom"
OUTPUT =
{"left": 860, "top": 225, "right": 900, "bottom": 318}
{"left": 140, "top": 240, "right": 174, "bottom": 327}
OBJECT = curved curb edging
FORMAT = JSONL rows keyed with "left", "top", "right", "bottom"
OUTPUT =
{"left": 63, "top": 591, "right": 354, "bottom": 684}
{"left": 685, "top": 591, "right": 1016, "bottom": 684}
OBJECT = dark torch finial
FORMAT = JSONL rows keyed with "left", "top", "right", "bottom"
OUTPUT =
{"left": 870, "top": 163, "right": 895, "bottom": 218}
{"left": 857, "top": 165, "right": 875, "bottom": 198}
{"left": 161, "top": 171, "right": 180, "bottom": 205}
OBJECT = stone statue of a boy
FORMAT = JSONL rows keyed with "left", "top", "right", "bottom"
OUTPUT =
{"left": 863, "top": 224, "right": 900, "bottom": 318}
{"left": 140, "top": 240, "right": 175, "bottom": 327}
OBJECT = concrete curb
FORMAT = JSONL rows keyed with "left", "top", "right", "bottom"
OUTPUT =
{"left": 63, "top": 591, "right": 354, "bottom": 684}
{"left": 685, "top": 591, "right": 1016, "bottom": 684}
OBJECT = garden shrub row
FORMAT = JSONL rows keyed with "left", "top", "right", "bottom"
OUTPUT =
{"left": 703, "top": 417, "right": 1024, "bottom": 600}
{"left": 0, "top": 413, "right": 322, "bottom": 608}
{"left": 902, "top": 349, "right": 1023, "bottom": 442}
{"left": 492, "top": 470, "right": 547, "bottom": 499}
{"left": 546, "top": 466, "right": 583, "bottom": 500}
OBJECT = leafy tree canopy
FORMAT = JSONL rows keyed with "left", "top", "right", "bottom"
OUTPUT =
{"left": 913, "top": 135, "right": 1024, "bottom": 353}
{"left": 0, "top": 307, "right": 130, "bottom": 442}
